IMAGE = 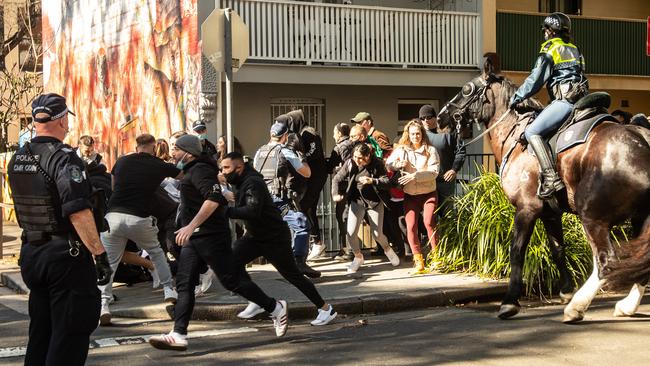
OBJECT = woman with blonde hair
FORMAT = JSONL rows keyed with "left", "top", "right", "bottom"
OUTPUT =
{"left": 386, "top": 119, "right": 440, "bottom": 274}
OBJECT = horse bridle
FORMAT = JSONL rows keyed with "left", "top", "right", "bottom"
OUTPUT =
{"left": 439, "top": 74, "right": 503, "bottom": 138}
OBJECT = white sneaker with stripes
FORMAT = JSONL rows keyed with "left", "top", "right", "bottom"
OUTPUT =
{"left": 270, "top": 300, "right": 289, "bottom": 337}
{"left": 148, "top": 331, "right": 188, "bottom": 351}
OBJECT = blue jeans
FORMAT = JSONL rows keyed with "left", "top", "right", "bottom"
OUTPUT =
{"left": 273, "top": 197, "right": 311, "bottom": 257}
{"left": 524, "top": 99, "right": 573, "bottom": 140}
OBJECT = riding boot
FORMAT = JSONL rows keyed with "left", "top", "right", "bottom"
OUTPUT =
{"left": 295, "top": 256, "right": 321, "bottom": 278}
{"left": 528, "top": 135, "right": 565, "bottom": 199}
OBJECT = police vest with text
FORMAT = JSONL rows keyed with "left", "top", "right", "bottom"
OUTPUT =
{"left": 8, "top": 142, "right": 72, "bottom": 241}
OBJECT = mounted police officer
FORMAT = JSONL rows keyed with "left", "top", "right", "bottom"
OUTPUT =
{"left": 8, "top": 93, "right": 112, "bottom": 365}
{"left": 509, "top": 12, "right": 588, "bottom": 199}
{"left": 253, "top": 122, "right": 321, "bottom": 278}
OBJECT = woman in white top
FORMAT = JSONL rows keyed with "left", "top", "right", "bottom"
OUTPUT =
{"left": 386, "top": 119, "right": 440, "bottom": 274}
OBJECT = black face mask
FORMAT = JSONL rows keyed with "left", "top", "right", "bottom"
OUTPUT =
{"left": 224, "top": 169, "right": 242, "bottom": 185}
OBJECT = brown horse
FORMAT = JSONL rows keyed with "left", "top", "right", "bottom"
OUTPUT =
{"left": 437, "top": 55, "right": 650, "bottom": 323}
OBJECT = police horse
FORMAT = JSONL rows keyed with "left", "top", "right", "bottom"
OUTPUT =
{"left": 437, "top": 55, "right": 650, "bottom": 323}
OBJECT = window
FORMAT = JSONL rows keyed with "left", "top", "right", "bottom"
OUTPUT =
{"left": 397, "top": 99, "right": 439, "bottom": 140}
{"left": 539, "top": 0, "right": 582, "bottom": 15}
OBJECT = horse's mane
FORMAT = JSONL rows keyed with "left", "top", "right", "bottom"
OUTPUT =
{"left": 476, "top": 77, "right": 543, "bottom": 125}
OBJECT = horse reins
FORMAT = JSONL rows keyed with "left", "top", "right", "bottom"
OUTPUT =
{"left": 462, "top": 108, "right": 514, "bottom": 147}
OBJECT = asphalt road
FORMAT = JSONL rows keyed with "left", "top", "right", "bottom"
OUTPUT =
{"left": 2, "top": 287, "right": 650, "bottom": 366}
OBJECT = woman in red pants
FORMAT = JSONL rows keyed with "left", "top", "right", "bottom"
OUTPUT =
{"left": 386, "top": 119, "right": 440, "bottom": 274}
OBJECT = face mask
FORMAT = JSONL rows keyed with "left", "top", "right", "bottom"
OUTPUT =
{"left": 198, "top": 133, "right": 208, "bottom": 140}
{"left": 224, "top": 168, "right": 241, "bottom": 185}
{"left": 176, "top": 152, "right": 188, "bottom": 169}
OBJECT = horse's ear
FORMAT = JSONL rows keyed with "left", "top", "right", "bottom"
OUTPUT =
{"left": 482, "top": 52, "right": 501, "bottom": 77}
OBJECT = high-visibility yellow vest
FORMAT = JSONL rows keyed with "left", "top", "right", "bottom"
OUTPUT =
{"left": 539, "top": 37, "right": 585, "bottom": 71}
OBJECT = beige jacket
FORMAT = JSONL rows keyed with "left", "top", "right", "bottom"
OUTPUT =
{"left": 386, "top": 144, "right": 440, "bottom": 195}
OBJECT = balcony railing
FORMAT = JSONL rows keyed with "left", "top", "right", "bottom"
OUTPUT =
{"left": 497, "top": 11, "right": 650, "bottom": 76}
{"left": 217, "top": 0, "right": 480, "bottom": 69}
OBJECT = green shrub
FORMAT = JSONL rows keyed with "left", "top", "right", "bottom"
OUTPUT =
{"left": 428, "top": 170, "right": 630, "bottom": 297}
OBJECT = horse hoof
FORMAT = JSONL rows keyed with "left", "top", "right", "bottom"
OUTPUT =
{"left": 559, "top": 291, "right": 574, "bottom": 305}
{"left": 613, "top": 302, "right": 635, "bottom": 317}
{"left": 497, "top": 304, "right": 520, "bottom": 319}
{"left": 563, "top": 310, "right": 584, "bottom": 324}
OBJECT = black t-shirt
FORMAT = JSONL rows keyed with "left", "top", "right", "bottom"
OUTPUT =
{"left": 108, "top": 153, "right": 180, "bottom": 217}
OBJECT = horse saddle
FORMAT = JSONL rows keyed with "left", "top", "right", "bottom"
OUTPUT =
{"left": 548, "top": 92, "right": 619, "bottom": 155}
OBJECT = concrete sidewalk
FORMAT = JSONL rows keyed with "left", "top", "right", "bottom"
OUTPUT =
{"left": 1, "top": 221, "right": 508, "bottom": 321}
{"left": 104, "top": 257, "right": 507, "bottom": 321}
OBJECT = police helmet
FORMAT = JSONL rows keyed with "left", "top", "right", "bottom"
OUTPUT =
{"left": 542, "top": 12, "right": 571, "bottom": 33}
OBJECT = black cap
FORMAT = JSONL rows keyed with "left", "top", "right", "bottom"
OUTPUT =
{"left": 418, "top": 104, "right": 437, "bottom": 119}
{"left": 31, "top": 93, "right": 75, "bottom": 123}
{"left": 192, "top": 120, "right": 207, "bottom": 132}
{"left": 270, "top": 121, "right": 289, "bottom": 137}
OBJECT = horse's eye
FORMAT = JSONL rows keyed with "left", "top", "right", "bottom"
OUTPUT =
{"left": 462, "top": 83, "right": 475, "bottom": 97}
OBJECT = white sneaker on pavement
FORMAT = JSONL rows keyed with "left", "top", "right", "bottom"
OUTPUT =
{"left": 385, "top": 248, "right": 400, "bottom": 267}
{"left": 311, "top": 304, "right": 337, "bottom": 326}
{"left": 150, "top": 268, "right": 160, "bottom": 289}
{"left": 346, "top": 257, "right": 364, "bottom": 273}
{"left": 307, "top": 243, "right": 326, "bottom": 261}
{"left": 148, "top": 331, "right": 188, "bottom": 351}
{"left": 270, "top": 300, "right": 289, "bottom": 337}
{"left": 99, "top": 301, "right": 111, "bottom": 326}
{"left": 163, "top": 286, "right": 178, "bottom": 304}
{"left": 237, "top": 302, "right": 265, "bottom": 319}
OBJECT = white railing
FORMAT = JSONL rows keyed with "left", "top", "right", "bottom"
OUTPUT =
{"left": 217, "top": 0, "right": 480, "bottom": 68}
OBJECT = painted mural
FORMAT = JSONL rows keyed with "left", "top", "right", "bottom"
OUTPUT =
{"left": 41, "top": 0, "right": 201, "bottom": 167}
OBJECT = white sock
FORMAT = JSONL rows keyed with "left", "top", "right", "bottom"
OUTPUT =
{"left": 271, "top": 302, "right": 283, "bottom": 317}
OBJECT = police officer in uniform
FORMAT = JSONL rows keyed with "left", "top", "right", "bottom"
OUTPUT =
{"left": 253, "top": 122, "right": 321, "bottom": 278}
{"left": 8, "top": 93, "right": 112, "bottom": 365}
{"left": 509, "top": 12, "right": 588, "bottom": 199}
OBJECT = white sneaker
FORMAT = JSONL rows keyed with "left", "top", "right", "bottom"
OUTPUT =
{"left": 307, "top": 243, "right": 326, "bottom": 261}
{"left": 99, "top": 302, "right": 111, "bottom": 326}
{"left": 148, "top": 331, "right": 188, "bottom": 351}
{"left": 311, "top": 304, "right": 337, "bottom": 326}
{"left": 385, "top": 248, "right": 400, "bottom": 267}
{"left": 195, "top": 269, "right": 214, "bottom": 297}
{"left": 270, "top": 300, "right": 289, "bottom": 337}
{"left": 237, "top": 302, "right": 265, "bottom": 319}
{"left": 163, "top": 286, "right": 178, "bottom": 304}
{"left": 150, "top": 268, "right": 160, "bottom": 289}
{"left": 346, "top": 257, "right": 364, "bottom": 273}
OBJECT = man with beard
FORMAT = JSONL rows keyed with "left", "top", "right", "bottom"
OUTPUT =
{"left": 220, "top": 152, "right": 336, "bottom": 326}
{"left": 149, "top": 135, "right": 290, "bottom": 351}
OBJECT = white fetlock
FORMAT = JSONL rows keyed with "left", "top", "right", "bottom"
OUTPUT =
{"left": 563, "top": 306, "right": 584, "bottom": 323}
{"left": 613, "top": 283, "right": 645, "bottom": 317}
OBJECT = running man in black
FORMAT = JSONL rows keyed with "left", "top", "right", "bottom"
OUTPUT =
{"left": 221, "top": 152, "right": 337, "bottom": 326}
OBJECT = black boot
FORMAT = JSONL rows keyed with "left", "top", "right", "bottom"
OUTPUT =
{"left": 528, "top": 135, "right": 565, "bottom": 199}
{"left": 296, "top": 256, "right": 321, "bottom": 278}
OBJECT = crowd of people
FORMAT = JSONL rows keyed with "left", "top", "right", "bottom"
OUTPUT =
{"left": 59, "top": 104, "right": 465, "bottom": 350}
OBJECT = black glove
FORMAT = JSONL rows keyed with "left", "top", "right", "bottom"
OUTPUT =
{"left": 509, "top": 95, "right": 522, "bottom": 110}
{"left": 94, "top": 252, "right": 113, "bottom": 286}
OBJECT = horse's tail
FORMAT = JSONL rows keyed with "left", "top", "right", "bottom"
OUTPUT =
{"left": 604, "top": 217, "right": 650, "bottom": 291}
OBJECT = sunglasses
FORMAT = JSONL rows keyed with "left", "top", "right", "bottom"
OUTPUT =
{"left": 419, "top": 116, "right": 434, "bottom": 121}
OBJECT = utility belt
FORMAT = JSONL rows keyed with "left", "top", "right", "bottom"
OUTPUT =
{"left": 552, "top": 80, "right": 588, "bottom": 104}
{"left": 273, "top": 195, "right": 301, "bottom": 217}
{"left": 22, "top": 231, "right": 84, "bottom": 257}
